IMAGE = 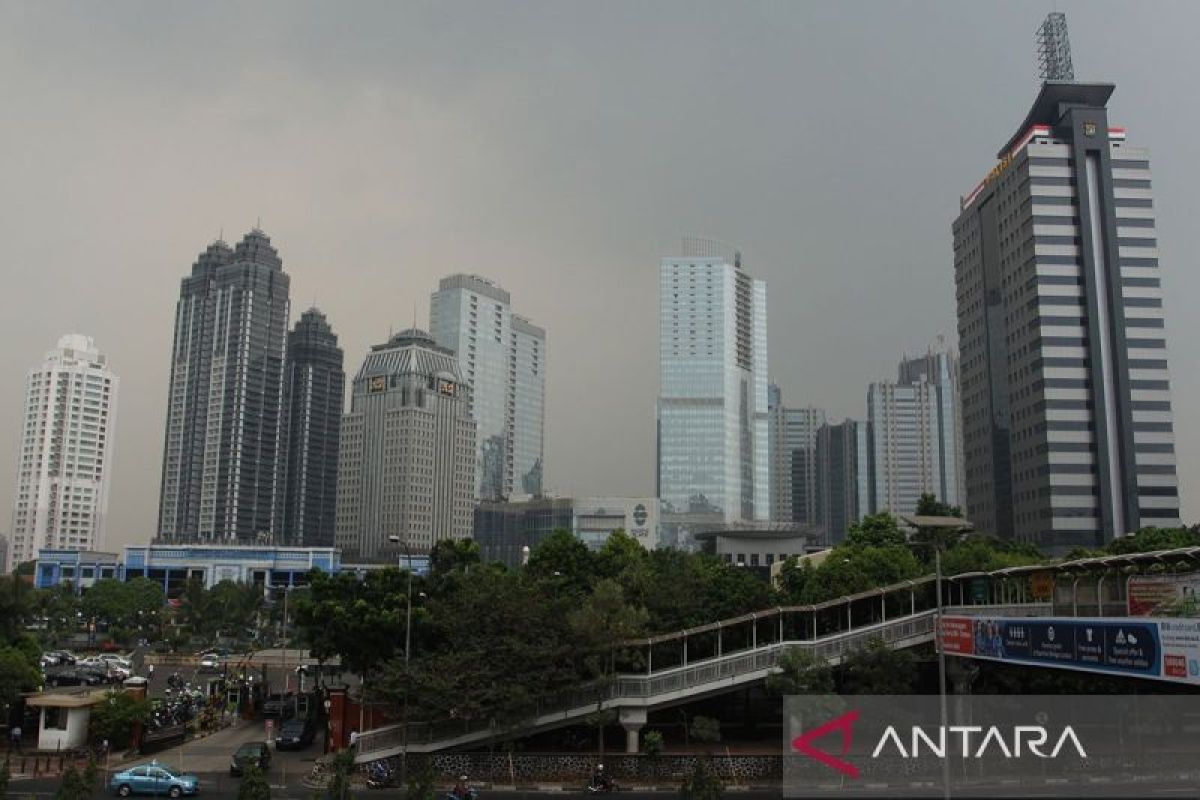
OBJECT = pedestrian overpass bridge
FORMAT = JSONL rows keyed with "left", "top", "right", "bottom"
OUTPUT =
{"left": 353, "top": 545, "right": 1200, "bottom": 763}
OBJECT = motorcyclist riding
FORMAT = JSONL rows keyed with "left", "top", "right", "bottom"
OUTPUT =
{"left": 589, "top": 764, "right": 613, "bottom": 792}
{"left": 449, "top": 774, "right": 475, "bottom": 800}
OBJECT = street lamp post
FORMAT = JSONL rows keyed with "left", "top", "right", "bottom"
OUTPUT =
{"left": 388, "top": 535, "right": 421, "bottom": 785}
{"left": 900, "top": 514, "right": 971, "bottom": 800}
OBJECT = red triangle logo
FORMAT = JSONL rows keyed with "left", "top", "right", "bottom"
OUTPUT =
{"left": 790, "top": 709, "right": 860, "bottom": 778}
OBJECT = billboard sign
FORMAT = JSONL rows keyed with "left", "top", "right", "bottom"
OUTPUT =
{"left": 939, "top": 615, "right": 1164, "bottom": 681}
{"left": 1127, "top": 573, "right": 1200, "bottom": 616}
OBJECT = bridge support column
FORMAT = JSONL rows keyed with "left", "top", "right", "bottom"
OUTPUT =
{"left": 619, "top": 708, "right": 647, "bottom": 754}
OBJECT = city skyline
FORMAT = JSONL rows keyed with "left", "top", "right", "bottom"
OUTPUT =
{"left": 1, "top": 3, "right": 1198, "bottom": 551}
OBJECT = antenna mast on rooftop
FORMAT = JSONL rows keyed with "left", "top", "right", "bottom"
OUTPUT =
{"left": 1037, "top": 12, "right": 1075, "bottom": 82}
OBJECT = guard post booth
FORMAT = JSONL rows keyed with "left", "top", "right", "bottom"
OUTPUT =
{"left": 24, "top": 687, "right": 109, "bottom": 751}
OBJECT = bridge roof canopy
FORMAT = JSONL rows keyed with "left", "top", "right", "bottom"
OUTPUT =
{"left": 948, "top": 545, "right": 1200, "bottom": 583}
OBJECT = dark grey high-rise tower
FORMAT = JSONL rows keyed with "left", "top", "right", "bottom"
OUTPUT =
{"left": 953, "top": 82, "right": 1179, "bottom": 551}
{"left": 157, "top": 229, "right": 291, "bottom": 542}
{"left": 281, "top": 308, "right": 344, "bottom": 547}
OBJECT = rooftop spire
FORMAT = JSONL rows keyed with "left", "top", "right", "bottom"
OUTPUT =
{"left": 1037, "top": 12, "right": 1075, "bottom": 82}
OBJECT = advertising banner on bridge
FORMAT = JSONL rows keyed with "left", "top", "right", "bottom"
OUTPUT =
{"left": 938, "top": 615, "right": 1167, "bottom": 681}
{"left": 1158, "top": 617, "right": 1200, "bottom": 683}
{"left": 1127, "top": 573, "right": 1200, "bottom": 616}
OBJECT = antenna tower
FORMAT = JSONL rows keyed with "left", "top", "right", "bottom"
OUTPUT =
{"left": 1037, "top": 12, "right": 1075, "bottom": 82}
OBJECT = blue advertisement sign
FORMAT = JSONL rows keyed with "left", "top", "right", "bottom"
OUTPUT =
{"left": 959, "top": 617, "right": 1161, "bottom": 678}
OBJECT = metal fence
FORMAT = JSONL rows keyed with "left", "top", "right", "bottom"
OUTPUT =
{"left": 355, "top": 610, "right": 937, "bottom": 762}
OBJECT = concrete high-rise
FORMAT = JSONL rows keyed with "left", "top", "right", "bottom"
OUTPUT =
{"left": 281, "top": 308, "right": 344, "bottom": 547}
{"left": 897, "top": 349, "right": 965, "bottom": 509}
{"left": 429, "top": 275, "right": 545, "bottom": 500}
{"left": 8, "top": 335, "right": 119, "bottom": 570}
{"left": 657, "top": 240, "right": 769, "bottom": 548}
{"left": 866, "top": 349, "right": 964, "bottom": 517}
{"left": 953, "top": 82, "right": 1179, "bottom": 551}
{"left": 157, "top": 230, "right": 290, "bottom": 543}
{"left": 335, "top": 329, "right": 475, "bottom": 562}
{"left": 767, "top": 384, "right": 825, "bottom": 525}
{"left": 815, "top": 419, "right": 869, "bottom": 545}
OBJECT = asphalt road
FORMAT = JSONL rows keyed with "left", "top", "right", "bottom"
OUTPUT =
{"left": 10, "top": 781, "right": 782, "bottom": 800}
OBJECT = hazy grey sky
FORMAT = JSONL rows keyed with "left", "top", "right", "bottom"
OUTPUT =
{"left": 1, "top": 1, "right": 1197, "bottom": 550}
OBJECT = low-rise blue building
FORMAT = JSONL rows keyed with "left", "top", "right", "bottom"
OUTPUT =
{"left": 35, "top": 545, "right": 429, "bottom": 596}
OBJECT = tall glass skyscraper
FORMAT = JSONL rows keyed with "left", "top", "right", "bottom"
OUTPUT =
{"left": 157, "top": 230, "right": 290, "bottom": 542}
{"left": 7, "top": 335, "right": 119, "bottom": 570}
{"left": 510, "top": 314, "right": 546, "bottom": 495}
{"left": 953, "top": 82, "right": 1179, "bottom": 551}
{"left": 657, "top": 240, "right": 768, "bottom": 547}
{"left": 281, "top": 308, "right": 344, "bottom": 547}
{"left": 429, "top": 275, "right": 545, "bottom": 500}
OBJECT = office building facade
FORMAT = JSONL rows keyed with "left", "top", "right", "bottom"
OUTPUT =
{"left": 473, "top": 495, "right": 659, "bottom": 567}
{"left": 281, "top": 308, "right": 344, "bottom": 547}
{"left": 767, "top": 385, "right": 825, "bottom": 525}
{"left": 7, "top": 335, "right": 119, "bottom": 570}
{"left": 510, "top": 315, "right": 546, "bottom": 495}
{"left": 867, "top": 380, "right": 941, "bottom": 517}
{"left": 429, "top": 275, "right": 545, "bottom": 500}
{"left": 896, "top": 349, "right": 965, "bottom": 509}
{"left": 657, "top": 241, "right": 769, "bottom": 548}
{"left": 953, "top": 82, "right": 1179, "bottom": 550}
{"left": 815, "top": 419, "right": 870, "bottom": 544}
{"left": 157, "top": 230, "right": 291, "bottom": 543}
{"left": 335, "top": 329, "right": 475, "bottom": 561}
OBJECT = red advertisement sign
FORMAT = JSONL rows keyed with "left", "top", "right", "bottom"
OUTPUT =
{"left": 1128, "top": 574, "right": 1200, "bottom": 616}
{"left": 938, "top": 616, "right": 974, "bottom": 655}
{"left": 1164, "top": 653, "right": 1188, "bottom": 678}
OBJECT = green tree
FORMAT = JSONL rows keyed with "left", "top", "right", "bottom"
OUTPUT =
{"left": 380, "top": 563, "right": 575, "bottom": 726}
{"left": 205, "top": 580, "right": 263, "bottom": 640}
{"left": 406, "top": 755, "right": 436, "bottom": 800}
{"left": 941, "top": 536, "right": 1043, "bottom": 575}
{"left": 641, "top": 729, "right": 665, "bottom": 780}
{"left": 80, "top": 578, "right": 163, "bottom": 635}
{"left": 325, "top": 750, "right": 356, "bottom": 800}
{"left": 845, "top": 513, "right": 907, "bottom": 549}
{"left": 569, "top": 579, "right": 648, "bottom": 673}
{"left": 841, "top": 638, "right": 916, "bottom": 694}
{"left": 0, "top": 576, "right": 34, "bottom": 643}
{"left": 295, "top": 569, "right": 409, "bottom": 678}
{"left": 0, "top": 645, "right": 43, "bottom": 711}
{"left": 679, "top": 756, "right": 723, "bottom": 800}
{"left": 55, "top": 762, "right": 92, "bottom": 800}
{"left": 689, "top": 716, "right": 721, "bottom": 747}
{"left": 915, "top": 493, "right": 962, "bottom": 519}
{"left": 796, "top": 546, "right": 923, "bottom": 605}
{"left": 1106, "top": 527, "right": 1200, "bottom": 555}
{"left": 32, "top": 586, "right": 81, "bottom": 641}
{"left": 765, "top": 648, "right": 835, "bottom": 696}
{"left": 88, "top": 690, "right": 152, "bottom": 750}
{"left": 525, "top": 530, "right": 594, "bottom": 587}
{"left": 238, "top": 762, "right": 271, "bottom": 800}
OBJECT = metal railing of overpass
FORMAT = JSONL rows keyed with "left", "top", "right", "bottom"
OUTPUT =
{"left": 945, "top": 545, "right": 1200, "bottom": 617}
{"left": 353, "top": 546, "right": 1200, "bottom": 762}
{"left": 354, "top": 577, "right": 942, "bottom": 761}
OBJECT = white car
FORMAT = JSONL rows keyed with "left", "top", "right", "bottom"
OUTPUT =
{"left": 198, "top": 654, "right": 221, "bottom": 672}
{"left": 91, "top": 655, "right": 133, "bottom": 680}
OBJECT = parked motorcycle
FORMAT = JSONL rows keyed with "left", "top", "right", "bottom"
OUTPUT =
{"left": 366, "top": 760, "right": 395, "bottom": 789}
